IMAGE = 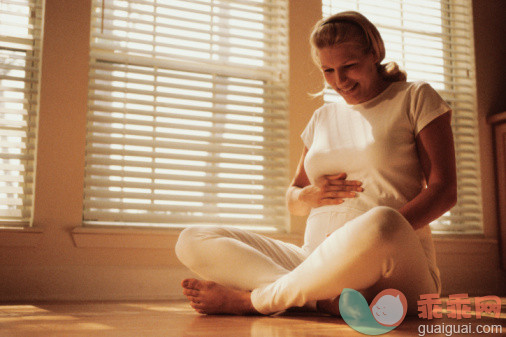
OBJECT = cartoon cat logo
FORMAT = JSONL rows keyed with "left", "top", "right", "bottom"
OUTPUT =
{"left": 370, "top": 289, "right": 407, "bottom": 326}
{"left": 340, "top": 288, "right": 408, "bottom": 335}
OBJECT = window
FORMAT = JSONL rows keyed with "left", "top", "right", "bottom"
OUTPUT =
{"left": 323, "top": 0, "right": 482, "bottom": 233}
{"left": 84, "top": 0, "right": 289, "bottom": 231}
{"left": 0, "top": 0, "right": 42, "bottom": 226}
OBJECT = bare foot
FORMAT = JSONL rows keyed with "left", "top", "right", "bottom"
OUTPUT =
{"left": 181, "top": 278, "right": 260, "bottom": 315}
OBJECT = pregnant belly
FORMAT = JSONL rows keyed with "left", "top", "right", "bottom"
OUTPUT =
{"left": 303, "top": 207, "right": 365, "bottom": 253}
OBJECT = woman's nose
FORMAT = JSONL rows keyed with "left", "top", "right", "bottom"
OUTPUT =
{"left": 335, "top": 69, "right": 347, "bottom": 85}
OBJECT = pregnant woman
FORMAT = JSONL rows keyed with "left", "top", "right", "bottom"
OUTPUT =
{"left": 175, "top": 11, "right": 456, "bottom": 316}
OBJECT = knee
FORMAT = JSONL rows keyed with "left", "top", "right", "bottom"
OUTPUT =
{"left": 364, "top": 206, "right": 411, "bottom": 242}
{"left": 175, "top": 226, "right": 214, "bottom": 267}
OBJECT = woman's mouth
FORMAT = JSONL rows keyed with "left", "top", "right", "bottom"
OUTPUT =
{"left": 339, "top": 83, "right": 358, "bottom": 94}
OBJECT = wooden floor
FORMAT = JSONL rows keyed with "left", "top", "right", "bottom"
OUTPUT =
{"left": 0, "top": 300, "right": 504, "bottom": 337}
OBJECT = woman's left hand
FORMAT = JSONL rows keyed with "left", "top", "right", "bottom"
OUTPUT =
{"left": 298, "top": 172, "right": 363, "bottom": 208}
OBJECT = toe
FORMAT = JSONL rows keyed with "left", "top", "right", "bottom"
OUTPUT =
{"left": 190, "top": 301, "right": 205, "bottom": 310}
{"left": 187, "top": 295, "right": 201, "bottom": 303}
{"left": 183, "top": 278, "right": 201, "bottom": 290}
{"left": 181, "top": 279, "right": 190, "bottom": 288}
{"left": 182, "top": 288, "right": 199, "bottom": 297}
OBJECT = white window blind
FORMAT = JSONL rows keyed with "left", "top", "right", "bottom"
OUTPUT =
{"left": 323, "top": 0, "right": 482, "bottom": 233}
{"left": 0, "top": 0, "right": 42, "bottom": 226}
{"left": 84, "top": 0, "right": 289, "bottom": 230}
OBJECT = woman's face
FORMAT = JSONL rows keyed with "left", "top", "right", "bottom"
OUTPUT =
{"left": 318, "top": 42, "right": 385, "bottom": 105}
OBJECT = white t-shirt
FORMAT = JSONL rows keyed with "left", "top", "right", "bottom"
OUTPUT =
{"left": 301, "top": 81, "right": 451, "bottom": 215}
{"left": 301, "top": 81, "right": 448, "bottom": 293}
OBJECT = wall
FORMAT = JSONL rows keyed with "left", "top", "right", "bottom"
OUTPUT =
{"left": 288, "top": 0, "right": 324, "bottom": 234}
{"left": 0, "top": 0, "right": 504, "bottom": 302}
{"left": 473, "top": 0, "right": 506, "bottom": 238}
{"left": 472, "top": 0, "right": 506, "bottom": 292}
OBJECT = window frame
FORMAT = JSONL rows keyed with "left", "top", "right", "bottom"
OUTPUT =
{"left": 0, "top": 0, "right": 42, "bottom": 227}
{"left": 82, "top": 0, "right": 291, "bottom": 231}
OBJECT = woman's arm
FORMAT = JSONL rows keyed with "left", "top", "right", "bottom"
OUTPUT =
{"left": 287, "top": 146, "right": 363, "bottom": 216}
{"left": 398, "top": 111, "right": 457, "bottom": 230}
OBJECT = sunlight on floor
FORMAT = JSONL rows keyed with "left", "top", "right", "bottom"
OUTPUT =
{"left": 0, "top": 301, "right": 504, "bottom": 337}
{"left": 123, "top": 301, "right": 192, "bottom": 312}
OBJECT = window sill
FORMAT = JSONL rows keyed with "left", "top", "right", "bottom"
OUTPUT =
{"left": 71, "top": 226, "right": 304, "bottom": 249}
{"left": 71, "top": 226, "right": 496, "bottom": 251}
{"left": 0, "top": 227, "right": 44, "bottom": 247}
{"left": 72, "top": 226, "right": 181, "bottom": 249}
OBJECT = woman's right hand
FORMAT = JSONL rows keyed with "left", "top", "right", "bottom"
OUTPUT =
{"left": 298, "top": 173, "right": 363, "bottom": 208}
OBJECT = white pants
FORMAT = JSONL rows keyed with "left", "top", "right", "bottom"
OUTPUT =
{"left": 175, "top": 206, "right": 440, "bottom": 315}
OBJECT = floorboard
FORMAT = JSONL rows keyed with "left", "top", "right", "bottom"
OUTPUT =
{"left": 0, "top": 300, "right": 504, "bottom": 337}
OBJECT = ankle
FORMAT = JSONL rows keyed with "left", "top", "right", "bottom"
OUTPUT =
{"left": 239, "top": 291, "right": 258, "bottom": 315}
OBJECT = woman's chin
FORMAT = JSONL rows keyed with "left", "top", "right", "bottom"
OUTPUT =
{"left": 338, "top": 87, "right": 362, "bottom": 104}
{"left": 341, "top": 94, "right": 361, "bottom": 105}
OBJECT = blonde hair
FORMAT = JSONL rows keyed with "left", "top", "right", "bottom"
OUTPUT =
{"left": 310, "top": 11, "right": 407, "bottom": 84}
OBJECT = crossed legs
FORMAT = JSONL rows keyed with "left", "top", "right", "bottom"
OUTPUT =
{"left": 175, "top": 206, "right": 438, "bottom": 315}
{"left": 175, "top": 225, "right": 307, "bottom": 314}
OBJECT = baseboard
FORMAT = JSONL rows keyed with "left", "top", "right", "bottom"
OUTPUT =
{"left": 0, "top": 265, "right": 193, "bottom": 302}
{"left": 434, "top": 237, "right": 504, "bottom": 296}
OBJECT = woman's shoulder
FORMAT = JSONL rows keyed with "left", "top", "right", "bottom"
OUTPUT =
{"left": 400, "top": 80, "right": 439, "bottom": 95}
{"left": 391, "top": 80, "right": 434, "bottom": 92}
{"left": 387, "top": 81, "right": 441, "bottom": 103}
{"left": 312, "top": 101, "right": 342, "bottom": 118}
